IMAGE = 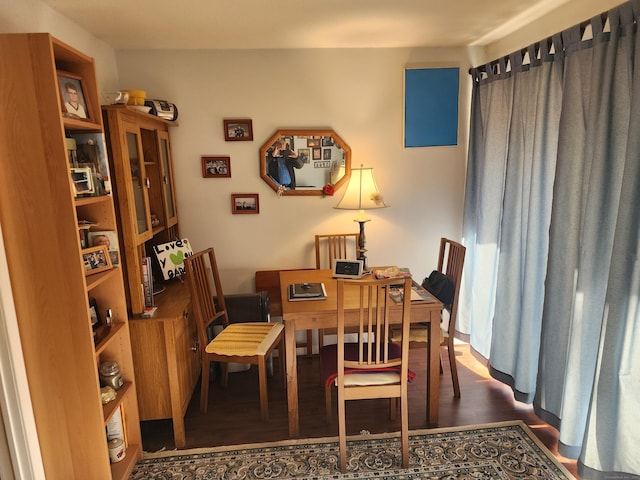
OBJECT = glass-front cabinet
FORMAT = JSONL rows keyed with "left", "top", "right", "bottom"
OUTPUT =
{"left": 159, "top": 131, "right": 178, "bottom": 227}
{"left": 141, "top": 128, "right": 178, "bottom": 234}
{"left": 124, "top": 125, "right": 153, "bottom": 242}
{"left": 103, "top": 105, "right": 179, "bottom": 314}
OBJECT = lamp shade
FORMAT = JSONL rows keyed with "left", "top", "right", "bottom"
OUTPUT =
{"left": 334, "top": 166, "right": 388, "bottom": 216}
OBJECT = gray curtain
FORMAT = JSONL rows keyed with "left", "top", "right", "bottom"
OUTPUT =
{"left": 461, "top": 2, "right": 640, "bottom": 478}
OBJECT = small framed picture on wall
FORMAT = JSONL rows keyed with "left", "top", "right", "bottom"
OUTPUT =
{"left": 202, "top": 156, "right": 231, "bottom": 178}
{"left": 224, "top": 119, "right": 253, "bottom": 141}
{"left": 231, "top": 193, "right": 259, "bottom": 214}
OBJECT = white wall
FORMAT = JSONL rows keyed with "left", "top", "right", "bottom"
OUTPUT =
{"left": 116, "top": 48, "right": 473, "bottom": 293}
{"left": 0, "top": 0, "right": 119, "bottom": 94}
{"left": 3, "top": 0, "right": 621, "bottom": 298}
{"left": 115, "top": 0, "right": 624, "bottom": 294}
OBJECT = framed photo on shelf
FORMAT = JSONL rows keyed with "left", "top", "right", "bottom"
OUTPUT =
{"left": 224, "top": 119, "right": 253, "bottom": 141}
{"left": 202, "top": 156, "right": 231, "bottom": 178}
{"left": 70, "top": 166, "right": 95, "bottom": 196}
{"left": 231, "top": 193, "right": 259, "bottom": 214}
{"left": 87, "top": 230, "right": 120, "bottom": 266}
{"left": 72, "top": 133, "right": 111, "bottom": 194}
{"left": 57, "top": 71, "right": 90, "bottom": 121}
{"left": 82, "top": 245, "right": 112, "bottom": 276}
{"left": 88, "top": 297, "right": 101, "bottom": 330}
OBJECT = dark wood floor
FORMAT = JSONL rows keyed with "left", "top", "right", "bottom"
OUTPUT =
{"left": 140, "top": 342, "right": 579, "bottom": 477}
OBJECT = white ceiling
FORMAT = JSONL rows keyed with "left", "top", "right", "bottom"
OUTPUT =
{"left": 40, "top": 0, "right": 575, "bottom": 50}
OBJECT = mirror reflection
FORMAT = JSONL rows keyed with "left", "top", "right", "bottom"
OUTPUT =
{"left": 260, "top": 129, "right": 351, "bottom": 196}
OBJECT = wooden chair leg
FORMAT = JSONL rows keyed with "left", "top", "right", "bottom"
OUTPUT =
{"left": 400, "top": 393, "right": 409, "bottom": 468}
{"left": 200, "top": 358, "right": 210, "bottom": 413}
{"left": 278, "top": 337, "right": 286, "bottom": 389}
{"left": 337, "top": 387, "right": 347, "bottom": 473}
{"left": 447, "top": 343, "right": 461, "bottom": 398}
{"left": 306, "top": 329, "right": 314, "bottom": 356}
{"left": 258, "top": 356, "right": 269, "bottom": 420}
{"left": 325, "top": 385, "right": 333, "bottom": 424}
{"left": 220, "top": 362, "right": 229, "bottom": 388}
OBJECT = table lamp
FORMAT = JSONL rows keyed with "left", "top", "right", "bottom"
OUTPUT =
{"left": 334, "top": 165, "right": 388, "bottom": 271}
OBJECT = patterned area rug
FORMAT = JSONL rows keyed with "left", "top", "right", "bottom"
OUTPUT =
{"left": 130, "top": 420, "right": 574, "bottom": 479}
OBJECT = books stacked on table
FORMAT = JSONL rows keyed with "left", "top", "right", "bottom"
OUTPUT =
{"left": 288, "top": 282, "right": 327, "bottom": 301}
{"left": 389, "top": 283, "right": 434, "bottom": 303}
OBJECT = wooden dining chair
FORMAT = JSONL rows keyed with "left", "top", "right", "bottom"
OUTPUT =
{"left": 320, "top": 276, "right": 413, "bottom": 472}
{"left": 391, "top": 237, "right": 465, "bottom": 397}
{"left": 255, "top": 268, "right": 314, "bottom": 356}
{"left": 184, "top": 247, "right": 285, "bottom": 419}
{"left": 315, "top": 233, "right": 360, "bottom": 269}
{"left": 315, "top": 233, "right": 360, "bottom": 350}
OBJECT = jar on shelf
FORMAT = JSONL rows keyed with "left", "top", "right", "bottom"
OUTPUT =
{"left": 107, "top": 437, "right": 126, "bottom": 463}
{"left": 99, "top": 361, "right": 123, "bottom": 390}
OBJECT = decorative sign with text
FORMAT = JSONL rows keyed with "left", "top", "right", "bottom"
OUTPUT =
{"left": 153, "top": 238, "right": 194, "bottom": 280}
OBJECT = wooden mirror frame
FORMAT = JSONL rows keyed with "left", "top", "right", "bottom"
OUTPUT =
{"left": 259, "top": 128, "right": 351, "bottom": 196}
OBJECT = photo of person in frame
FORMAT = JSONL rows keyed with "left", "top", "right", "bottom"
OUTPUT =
{"left": 58, "top": 74, "right": 88, "bottom": 119}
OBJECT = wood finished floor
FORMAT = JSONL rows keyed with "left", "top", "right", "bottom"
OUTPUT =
{"left": 140, "top": 342, "right": 579, "bottom": 478}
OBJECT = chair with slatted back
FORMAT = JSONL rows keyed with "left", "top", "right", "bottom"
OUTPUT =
{"left": 320, "top": 276, "right": 413, "bottom": 472}
{"left": 184, "top": 247, "right": 285, "bottom": 418}
{"left": 315, "top": 233, "right": 360, "bottom": 349}
{"left": 391, "top": 237, "right": 465, "bottom": 397}
{"left": 315, "top": 233, "right": 360, "bottom": 270}
{"left": 255, "top": 268, "right": 314, "bottom": 356}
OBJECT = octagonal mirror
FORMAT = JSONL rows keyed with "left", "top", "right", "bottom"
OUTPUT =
{"left": 260, "top": 128, "right": 351, "bottom": 196}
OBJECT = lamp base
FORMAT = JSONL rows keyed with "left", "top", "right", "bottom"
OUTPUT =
{"left": 355, "top": 219, "right": 370, "bottom": 272}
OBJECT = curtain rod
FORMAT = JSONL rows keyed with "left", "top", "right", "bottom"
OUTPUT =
{"left": 469, "top": 11, "right": 610, "bottom": 77}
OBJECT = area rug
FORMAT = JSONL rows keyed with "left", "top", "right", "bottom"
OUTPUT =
{"left": 130, "top": 420, "right": 575, "bottom": 479}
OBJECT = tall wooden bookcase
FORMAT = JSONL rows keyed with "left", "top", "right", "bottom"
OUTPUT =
{"left": 0, "top": 33, "right": 141, "bottom": 479}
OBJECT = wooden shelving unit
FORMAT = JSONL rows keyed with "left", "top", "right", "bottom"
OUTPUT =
{"left": 0, "top": 33, "right": 141, "bottom": 479}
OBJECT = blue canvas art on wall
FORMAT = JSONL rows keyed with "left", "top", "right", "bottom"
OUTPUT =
{"left": 404, "top": 67, "right": 459, "bottom": 147}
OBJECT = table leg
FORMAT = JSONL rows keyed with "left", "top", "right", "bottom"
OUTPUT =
{"left": 426, "top": 307, "right": 440, "bottom": 425}
{"left": 284, "top": 319, "right": 299, "bottom": 437}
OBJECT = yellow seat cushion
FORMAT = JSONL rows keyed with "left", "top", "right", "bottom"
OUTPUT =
{"left": 391, "top": 325, "right": 446, "bottom": 344}
{"left": 206, "top": 323, "right": 283, "bottom": 356}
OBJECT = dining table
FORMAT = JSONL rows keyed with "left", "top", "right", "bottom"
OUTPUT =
{"left": 279, "top": 268, "right": 443, "bottom": 437}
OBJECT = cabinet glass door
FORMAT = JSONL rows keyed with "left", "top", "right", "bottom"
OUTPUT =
{"left": 158, "top": 131, "right": 178, "bottom": 228}
{"left": 125, "top": 127, "right": 152, "bottom": 241}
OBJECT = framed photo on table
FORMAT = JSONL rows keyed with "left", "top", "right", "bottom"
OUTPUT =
{"left": 57, "top": 71, "right": 90, "bottom": 121}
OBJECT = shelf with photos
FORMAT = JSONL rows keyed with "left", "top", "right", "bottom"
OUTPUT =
{"left": 66, "top": 132, "right": 112, "bottom": 198}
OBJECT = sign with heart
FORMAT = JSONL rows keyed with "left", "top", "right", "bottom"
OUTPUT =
{"left": 152, "top": 238, "right": 194, "bottom": 280}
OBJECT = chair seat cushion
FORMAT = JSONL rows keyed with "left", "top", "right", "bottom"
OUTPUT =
{"left": 390, "top": 324, "right": 446, "bottom": 344}
{"left": 320, "top": 342, "right": 416, "bottom": 387}
{"left": 207, "top": 322, "right": 283, "bottom": 356}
